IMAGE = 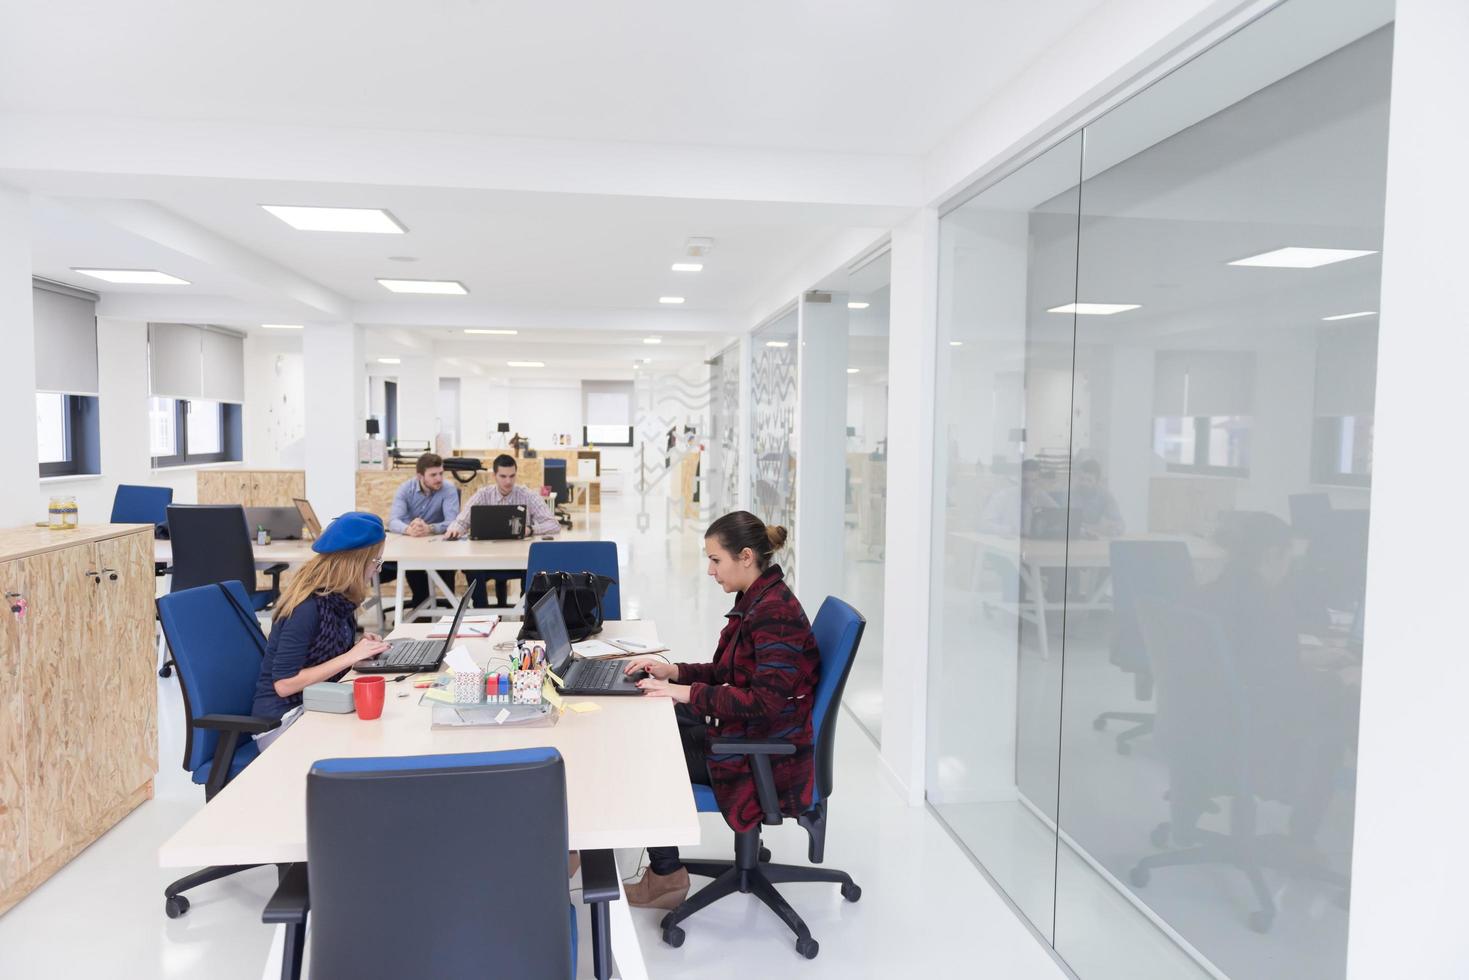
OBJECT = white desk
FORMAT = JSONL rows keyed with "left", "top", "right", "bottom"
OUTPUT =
{"left": 155, "top": 538, "right": 317, "bottom": 566}
{"left": 566, "top": 476, "right": 597, "bottom": 522}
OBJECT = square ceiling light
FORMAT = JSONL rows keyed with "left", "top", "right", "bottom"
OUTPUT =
{"left": 377, "top": 357, "right": 401, "bottom": 364}
{"left": 262, "top": 323, "right": 304, "bottom": 330}
{"left": 1047, "top": 303, "right": 1141, "bottom": 316}
{"left": 464, "top": 328, "right": 517, "bottom": 335}
{"left": 659, "top": 296, "right": 685, "bottom": 304}
{"left": 848, "top": 301, "right": 870, "bottom": 310}
{"left": 377, "top": 278, "right": 468, "bottom": 295}
{"left": 643, "top": 337, "right": 662, "bottom": 344}
{"left": 261, "top": 205, "right": 406, "bottom": 233}
{"left": 507, "top": 360, "right": 544, "bottom": 368}
{"left": 1228, "top": 247, "right": 1377, "bottom": 268}
{"left": 72, "top": 268, "right": 189, "bottom": 285}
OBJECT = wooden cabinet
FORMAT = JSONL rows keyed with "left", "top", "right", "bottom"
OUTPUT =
{"left": 0, "top": 525, "right": 156, "bottom": 916}
{"left": 197, "top": 468, "right": 306, "bottom": 508}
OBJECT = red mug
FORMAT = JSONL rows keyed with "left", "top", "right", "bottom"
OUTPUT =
{"left": 354, "top": 675, "right": 386, "bottom": 721}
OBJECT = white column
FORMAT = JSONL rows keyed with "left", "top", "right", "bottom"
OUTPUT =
{"left": 0, "top": 185, "right": 38, "bottom": 528}
{"left": 303, "top": 323, "right": 364, "bottom": 520}
{"left": 1347, "top": 2, "right": 1469, "bottom": 977}
{"left": 879, "top": 208, "right": 939, "bottom": 804}
{"left": 393, "top": 354, "right": 439, "bottom": 446}
{"left": 793, "top": 295, "right": 849, "bottom": 606}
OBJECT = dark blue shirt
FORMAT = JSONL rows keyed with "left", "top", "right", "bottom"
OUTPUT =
{"left": 252, "top": 594, "right": 356, "bottom": 720}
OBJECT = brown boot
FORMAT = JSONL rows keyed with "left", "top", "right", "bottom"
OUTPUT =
{"left": 624, "top": 867, "right": 690, "bottom": 910}
{"left": 568, "top": 851, "right": 580, "bottom": 879}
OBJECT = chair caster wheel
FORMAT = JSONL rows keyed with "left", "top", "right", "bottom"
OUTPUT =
{"left": 841, "top": 882, "right": 861, "bottom": 902}
{"left": 662, "top": 925, "right": 685, "bottom": 948}
{"left": 796, "top": 937, "right": 819, "bottom": 959}
{"left": 158, "top": 665, "right": 172, "bottom": 678}
{"left": 1248, "top": 911, "right": 1274, "bottom": 934}
{"left": 1093, "top": 717, "right": 1106, "bottom": 731}
{"left": 165, "top": 895, "right": 189, "bottom": 919}
{"left": 758, "top": 846, "right": 772, "bottom": 863}
{"left": 1129, "top": 866, "right": 1150, "bottom": 887}
{"left": 1149, "top": 823, "right": 1171, "bottom": 848}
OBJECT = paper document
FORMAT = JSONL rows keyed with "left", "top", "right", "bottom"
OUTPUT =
{"left": 429, "top": 614, "right": 499, "bottom": 638}
{"left": 444, "top": 644, "right": 479, "bottom": 675}
{"left": 573, "top": 639, "right": 622, "bottom": 657}
{"left": 568, "top": 702, "right": 600, "bottom": 714}
{"left": 608, "top": 637, "right": 669, "bottom": 656}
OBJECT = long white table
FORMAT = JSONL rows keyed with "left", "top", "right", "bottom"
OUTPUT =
{"left": 159, "top": 618, "right": 698, "bottom": 979}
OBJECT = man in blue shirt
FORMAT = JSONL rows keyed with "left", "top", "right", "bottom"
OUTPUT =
{"left": 387, "top": 452, "right": 462, "bottom": 609}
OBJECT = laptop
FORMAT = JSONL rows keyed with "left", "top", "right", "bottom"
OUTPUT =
{"left": 470, "top": 504, "right": 529, "bottom": 540}
{"left": 533, "top": 591, "right": 646, "bottom": 696}
{"left": 244, "top": 506, "right": 305, "bottom": 540}
{"left": 354, "top": 591, "right": 474, "bottom": 674}
{"left": 293, "top": 498, "right": 323, "bottom": 538}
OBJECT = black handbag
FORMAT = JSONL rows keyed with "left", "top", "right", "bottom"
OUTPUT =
{"left": 518, "top": 570, "right": 616, "bottom": 643}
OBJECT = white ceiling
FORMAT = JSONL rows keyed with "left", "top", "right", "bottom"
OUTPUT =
{"left": 0, "top": 0, "right": 1105, "bottom": 157}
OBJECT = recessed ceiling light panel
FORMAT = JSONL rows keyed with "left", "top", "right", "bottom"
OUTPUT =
{"left": 262, "top": 205, "right": 406, "bottom": 234}
{"left": 262, "top": 323, "right": 304, "bottom": 330}
{"left": 671, "top": 263, "right": 703, "bottom": 272}
{"left": 507, "top": 360, "right": 545, "bottom": 368}
{"left": 847, "top": 368, "right": 860, "bottom": 374}
{"left": 377, "top": 278, "right": 468, "bottom": 295}
{"left": 1322, "top": 311, "right": 1378, "bottom": 321}
{"left": 1228, "top": 247, "right": 1376, "bottom": 269}
{"left": 643, "top": 337, "right": 662, "bottom": 344}
{"left": 765, "top": 340, "right": 789, "bottom": 348}
{"left": 1048, "top": 303, "right": 1141, "bottom": 316}
{"left": 658, "top": 296, "right": 684, "bottom": 304}
{"left": 464, "top": 328, "right": 518, "bottom": 335}
{"left": 72, "top": 268, "right": 190, "bottom": 285}
{"left": 847, "top": 302, "right": 870, "bottom": 310}
{"left": 377, "top": 357, "right": 401, "bottom": 364}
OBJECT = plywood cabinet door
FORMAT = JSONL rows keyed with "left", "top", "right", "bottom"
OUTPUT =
{"left": 14, "top": 542, "right": 98, "bottom": 873}
{"left": 0, "top": 556, "right": 31, "bottom": 898}
{"left": 92, "top": 532, "right": 157, "bottom": 813}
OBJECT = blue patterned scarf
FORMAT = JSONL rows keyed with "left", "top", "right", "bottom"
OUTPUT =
{"left": 306, "top": 591, "right": 360, "bottom": 671}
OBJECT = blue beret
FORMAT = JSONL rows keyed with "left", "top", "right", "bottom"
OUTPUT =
{"left": 312, "top": 511, "right": 386, "bottom": 554}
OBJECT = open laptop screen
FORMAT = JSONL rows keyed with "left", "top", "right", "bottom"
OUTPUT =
{"left": 532, "top": 591, "right": 575, "bottom": 675}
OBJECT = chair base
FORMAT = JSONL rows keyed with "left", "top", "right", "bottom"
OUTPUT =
{"left": 164, "top": 864, "right": 271, "bottom": 919}
{"left": 1093, "top": 711, "right": 1153, "bottom": 755}
{"left": 660, "top": 832, "right": 859, "bottom": 958}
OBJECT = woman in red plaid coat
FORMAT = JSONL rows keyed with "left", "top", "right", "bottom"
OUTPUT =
{"left": 620, "top": 510, "right": 820, "bottom": 909}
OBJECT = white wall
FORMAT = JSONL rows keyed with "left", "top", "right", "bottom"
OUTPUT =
{"left": 0, "top": 185, "right": 39, "bottom": 528}
{"left": 303, "top": 323, "right": 363, "bottom": 518}
{"left": 1347, "top": 1, "right": 1469, "bottom": 976}
{"left": 242, "top": 331, "right": 306, "bottom": 469}
{"left": 508, "top": 380, "right": 583, "bottom": 450}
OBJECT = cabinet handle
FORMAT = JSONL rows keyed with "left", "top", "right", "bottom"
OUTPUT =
{"left": 86, "top": 570, "right": 101, "bottom": 585}
{"left": 102, "top": 567, "right": 119, "bottom": 582}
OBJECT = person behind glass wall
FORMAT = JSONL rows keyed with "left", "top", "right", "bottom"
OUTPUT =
{"left": 1200, "top": 512, "right": 1353, "bottom": 848}
{"left": 979, "top": 458, "right": 1057, "bottom": 536}
{"left": 615, "top": 511, "right": 821, "bottom": 909}
{"left": 1071, "top": 458, "right": 1125, "bottom": 538}
{"left": 385, "top": 452, "right": 461, "bottom": 609}
{"left": 251, "top": 513, "right": 391, "bottom": 749}
{"left": 445, "top": 453, "right": 561, "bottom": 606}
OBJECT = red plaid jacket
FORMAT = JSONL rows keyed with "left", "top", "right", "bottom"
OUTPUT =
{"left": 676, "top": 565, "right": 820, "bottom": 832}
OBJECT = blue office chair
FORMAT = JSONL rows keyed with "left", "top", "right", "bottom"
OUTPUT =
{"left": 660, "top": 596, "right": 865, "bottom": 959}
{"left": 527, "top": 540, "right": 621, "bottom": 619}
{"left": 113, "top": 483, "right": 174, "bottom": 576}
{"left": 1094, "top": 540, "right": 1195, "bottom": 754}
{"left": 263, "top": 749, "right": 623, "bottom": 980}
{"left": 156, "top": 581, "right": 282, "bottom": 919}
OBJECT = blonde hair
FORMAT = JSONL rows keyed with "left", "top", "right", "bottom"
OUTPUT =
{"left": 275, "top": 540, "right": 383, "bottom": 620}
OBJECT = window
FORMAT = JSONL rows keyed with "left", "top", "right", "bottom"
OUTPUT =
{"left": 1312, "top": 414, "right": 1373, "bottom": 487}
{"left": 37, "top": 392, "right": 100, "bottom": 477}
{"left": 151, "top": 397, "right": 241, "bottom": 467}
{"left": 581, "top": 380, "right": 635, "bottom": 446}
{"left": 1152, "top": 414, "right": 1251, "bottom": 475}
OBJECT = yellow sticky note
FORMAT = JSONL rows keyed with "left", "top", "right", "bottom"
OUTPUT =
{"left": 546, "top": 667, "right": 566, "bottom": 688}
{"left": 568, "top": 701, "right": 600, "bottom": 714}
{"left": 420, "top": 689, "right": 456, "bottom": 704}
{"left": 541, "top": 682, "right": 565, "bottom": 709}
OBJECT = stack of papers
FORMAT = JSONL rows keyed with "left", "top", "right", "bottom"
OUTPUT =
{"left": 428, "top": 614, "right": 499, "bottom": 639}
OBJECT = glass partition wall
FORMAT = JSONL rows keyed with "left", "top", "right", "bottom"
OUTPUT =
{"left": 750, "top": 310, "right": 799, "bottom": 570}
{"left": 928, "top": 2, "right": 1392, "bottom": 977}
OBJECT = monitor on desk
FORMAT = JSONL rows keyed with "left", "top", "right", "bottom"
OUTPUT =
{"left": 293, "top": 498, "right": 323, "bottom": 538}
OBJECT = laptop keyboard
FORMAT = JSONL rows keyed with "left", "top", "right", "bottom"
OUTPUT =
{"left": 571, "top": 659, "right": 624, "bottom": 689}
{"left": 376, "top": 639, "right": 441, "bottom": 668}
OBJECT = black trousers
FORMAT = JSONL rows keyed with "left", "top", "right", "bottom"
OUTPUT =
{"left": 404, "top": 569, "right": 458, "bottom": 609}
{"left": 649, "top": 704, "right": 712, "bottom": 875}
{"left": 467, "top": 570, "right": 525, "bottom": 608}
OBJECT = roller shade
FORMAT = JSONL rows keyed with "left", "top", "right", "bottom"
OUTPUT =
{"left": 582, "top": 380, "right": 634, "bottom": 425}
{"left": 1314, "top": 326, "right": 1378, "bottom": 416}
{"left": 33, "top": 281, "right": 98, "bottom": 394}
{"left": 201, "top": 329, "right": 245, "bottom": 403}
{"left": 1153, "top": 350, "right": 1255, "bottom": 416}
{"left": 149, "top": 323, "right": 244, "bottom": 401}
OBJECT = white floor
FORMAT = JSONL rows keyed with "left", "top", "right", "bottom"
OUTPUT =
{"left": 0, "top": 492, "right": 1064, "bottom": 979}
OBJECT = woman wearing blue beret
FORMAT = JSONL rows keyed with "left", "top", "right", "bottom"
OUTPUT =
{"left": 251, "top": 512, "right": 392, "bottom": 746}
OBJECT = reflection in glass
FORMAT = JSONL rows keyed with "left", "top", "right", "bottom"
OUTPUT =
{"left": 750, "top": 310, "right": 799, "bottom": 570}
{"left": 843, "top": 254, "right": 890, "bottom": 742}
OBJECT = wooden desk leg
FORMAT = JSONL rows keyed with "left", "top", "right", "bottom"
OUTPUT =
{"left": 394, "top": 568, "right": 406, "bottom": 626}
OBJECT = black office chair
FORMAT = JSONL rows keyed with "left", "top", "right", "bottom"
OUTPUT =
{"left": 1093, "top": 540, "right": 1195, "bottom": 754}
{"left": 1129, "top": 598, "right": 1348, "bottom": 933}
{"left": 265, "top": 748, "right": 622, "bottom": 980}
{"left": 160, "top": 504, "right": 287, "bottom": 678}
{"left": 544, "top": 458, "right": 575, "bottom": 529}
{"left": 156, "top": 582, "right": 283, "bottom": 920}
{"left": 660, "top": 597, "right": 865, "bottom": 958}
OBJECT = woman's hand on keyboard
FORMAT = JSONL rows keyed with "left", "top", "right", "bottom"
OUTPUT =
{"left": 346, "top": 636, "right": 390, "bottom": 664}
{"left": 622, "top": 657, "right": 676, "bottom": 681}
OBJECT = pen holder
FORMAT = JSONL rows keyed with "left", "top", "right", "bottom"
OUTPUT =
{"left": 511, "top": 669, "right": 545, "bottom": 705}
{"left": 452, "top": 669, "right": 486, "bottom": 705}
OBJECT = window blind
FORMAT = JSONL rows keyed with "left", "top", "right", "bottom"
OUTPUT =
{"left": 33, "top": 281, "right": 99, "bottom": 394}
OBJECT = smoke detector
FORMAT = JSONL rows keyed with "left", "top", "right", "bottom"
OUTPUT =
{"left": 684, "top": 237, "right": 715, "bottom": 257}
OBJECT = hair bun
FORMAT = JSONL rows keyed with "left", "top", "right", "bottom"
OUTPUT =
{"left": 766, "top": 524, "right": 789, "bottom": 551}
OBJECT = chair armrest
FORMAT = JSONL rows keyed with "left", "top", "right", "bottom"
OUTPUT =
{"left": 263, "top": 863, "right": 309, "bottom": 925}
{"left": 579, "top": 849, "right": 621, "bottom": 905}
{"left": 195, "top": 714, "right": 281, "bottom": 735}
{"left": 708, "top": 738, "right": 797, "bottom": 756}
{"left": 262, "top": 562, "right": 290, "bottom": 574}
{"left": 709, "top": 738, "right": 795, "bottom": 826}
